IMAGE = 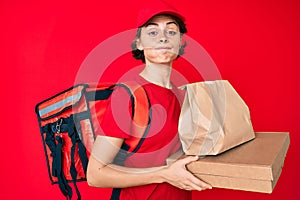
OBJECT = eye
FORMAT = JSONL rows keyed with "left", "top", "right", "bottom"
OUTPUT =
{"left": 147, "top": 30, "right": 159, "bottom": 37}
{"left": 165, "top": 30, "right": 178, "bottom": 36}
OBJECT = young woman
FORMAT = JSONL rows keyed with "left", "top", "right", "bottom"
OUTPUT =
{"left": 87, "top": 2, "right": 212, "bottom": 199}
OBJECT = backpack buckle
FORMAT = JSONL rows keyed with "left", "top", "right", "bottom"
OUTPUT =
{"left": 55, "top": 119, "right": 63, "bottom": 134}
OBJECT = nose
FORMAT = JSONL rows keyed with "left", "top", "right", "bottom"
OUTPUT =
{"left": 159, "top": 37, "right": 167, "bottom": 43}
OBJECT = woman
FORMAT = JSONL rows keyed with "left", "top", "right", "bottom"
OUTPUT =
{"left": 87, "top": 1, "right": 211, "bottom": 199}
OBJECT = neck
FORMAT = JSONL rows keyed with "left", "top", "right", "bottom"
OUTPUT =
{"left": 139, "top": 62, "right": 173, "bottom": 89}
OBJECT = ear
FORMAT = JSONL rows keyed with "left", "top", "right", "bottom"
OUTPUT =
{"left": 180, "top": 37, "right": 186, "bottom": 48}
{"left": 136, "top": 39, "right": 144, "bottom": 51}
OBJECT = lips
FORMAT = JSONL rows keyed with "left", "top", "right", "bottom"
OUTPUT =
{"left": 155, "top": 46, "right": 172, "bottom": 50}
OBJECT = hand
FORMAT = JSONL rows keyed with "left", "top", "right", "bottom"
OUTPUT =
{"left": 162, "top": 156, "right": 212, "bottom": 191}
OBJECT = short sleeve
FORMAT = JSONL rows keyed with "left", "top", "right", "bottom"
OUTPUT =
{"left": 99, "top": 86, "right": 133, "bottom": 139}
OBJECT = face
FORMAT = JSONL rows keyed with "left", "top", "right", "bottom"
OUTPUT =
{"left": 136, "top": 15, "right": 182, "bottom": 65}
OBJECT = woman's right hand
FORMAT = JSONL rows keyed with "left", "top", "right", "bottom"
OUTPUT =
{"left": 161, "top": 156, "right": 212, "bottom": 191}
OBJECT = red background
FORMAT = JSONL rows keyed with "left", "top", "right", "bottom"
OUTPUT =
{"left": 1, "top": 0, "right": 299, "bottom": 199}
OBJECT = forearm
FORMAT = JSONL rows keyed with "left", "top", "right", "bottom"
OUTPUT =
{"left": 87, "top": 155, "right": 167, "bottom": 188}
{"left": 87, "top": 136, "right": 211, "bottom": 191}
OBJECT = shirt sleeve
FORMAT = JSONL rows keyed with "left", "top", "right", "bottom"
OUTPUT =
{"left": 99, "top": 86, "right": 133, "bottom": 139}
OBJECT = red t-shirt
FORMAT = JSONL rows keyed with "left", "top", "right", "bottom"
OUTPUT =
{"left": 100, "top": 76, "right": 191, "bottom": 200}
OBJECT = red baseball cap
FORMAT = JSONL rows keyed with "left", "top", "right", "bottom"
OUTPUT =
{"left": 136, "top": 0, "right": 185, "bottom": 27}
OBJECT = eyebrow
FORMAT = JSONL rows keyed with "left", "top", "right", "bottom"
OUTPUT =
{"left": 145, "top": 21, "right": 178, "bottom": 27}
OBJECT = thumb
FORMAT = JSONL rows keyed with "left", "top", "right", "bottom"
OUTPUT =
{"left": 180, "top": 155, "right": 199, "bottom": 165}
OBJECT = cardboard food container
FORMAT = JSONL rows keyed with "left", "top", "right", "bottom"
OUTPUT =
{"left": 168, "top": 132, "right": 290, "bottom": 193}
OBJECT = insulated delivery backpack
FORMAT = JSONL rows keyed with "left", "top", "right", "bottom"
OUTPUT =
{"left": 35, "top": 83, "right": 151, "bottom": 199}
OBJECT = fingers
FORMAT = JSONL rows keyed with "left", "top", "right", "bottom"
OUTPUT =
{"left": 186, "top": 181, "right": 207, "bottom": 191}
{"left": 179, "top": 156, "right": 212, "bottom": 191}
{"left": 166, "top": 155, "right": 213, "bottom": 191}
{"left": 185, "top": 170, "right": 212, "bottom": 191}
{"left": 177, "top": 155, "right": 199, "bottom": 166}
{"left": 178, "top": 175, "right": 212, "bottom": 191}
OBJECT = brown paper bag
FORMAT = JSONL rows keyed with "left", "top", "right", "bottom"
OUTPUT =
{"left": 178, "top": 80, "right": 255, "bottom": 155}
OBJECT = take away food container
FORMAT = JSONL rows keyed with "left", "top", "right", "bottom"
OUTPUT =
{"left": 167, "top": 132, "right": 290, "bottom": 193}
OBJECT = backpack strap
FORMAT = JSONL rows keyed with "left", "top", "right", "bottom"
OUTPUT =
{"left": 66, "top": 117, "right": 82, "bottom": 200}
{"left": 85, "top": 82, "right": 150, "bottom": 147}
{"left": 43, "top": 122, "right": 73, "bottom": 199}
{"left": 43, "top": 116, "right": 87, "bottom": 200}
{"left": 115, "top": 82, "right": 151, "bottom": 153}
{"left": 110, "top": 82, "right": 151, "bottom": 200}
